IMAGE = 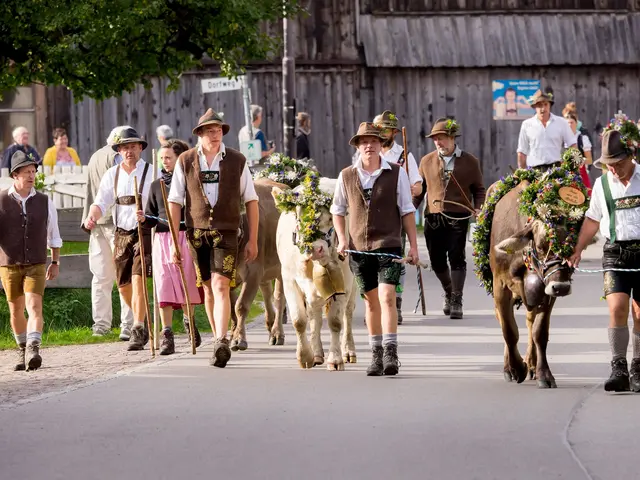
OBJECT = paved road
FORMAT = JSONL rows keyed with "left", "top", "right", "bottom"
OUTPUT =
{"left": 0, "top": 242, "right": 635, "bottom": 480}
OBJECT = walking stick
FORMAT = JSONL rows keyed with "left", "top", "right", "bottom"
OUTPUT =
{"left": 402, "top": 127, "right": 427, "bottom": 316}
{"left": 134, "top": 176, "right": 155, "bottom": 356}
{"left": 151, "top": 149, "right": 160, "bottom": 351}
{"left": 159, "top": 181, "right": 197, "bottom": 355}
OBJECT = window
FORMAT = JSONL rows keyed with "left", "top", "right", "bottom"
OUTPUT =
{"left": 0, "top": 86, "right": 36, "bottom": 152}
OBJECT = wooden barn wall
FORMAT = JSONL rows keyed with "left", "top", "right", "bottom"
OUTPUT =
{"left": 367, "top": 65, "right": 640, "bottom": 185}
{"left": 68, "top": 68, "right": 362, "bottom": 178}
{"left": 361, "top": 0, "right": 638, "bottom": 13}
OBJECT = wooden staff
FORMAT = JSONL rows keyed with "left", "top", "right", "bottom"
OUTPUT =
{"left": 159, "top": 181, "right": 197, "bottom": 354}
{"left": 134, "top": 176, "right": 155, "bottom": 356}
{"left": 151, "top": 149, "right": 160, "bottom": 351}
{"left": 402, "top": 127, "right": 427, "bottom": 316}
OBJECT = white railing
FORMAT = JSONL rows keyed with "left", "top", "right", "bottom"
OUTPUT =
{"left": 0, "top": 165, "right": 88, "bottom": 209}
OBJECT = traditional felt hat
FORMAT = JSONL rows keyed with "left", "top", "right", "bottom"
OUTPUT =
{"left": 594, "top": 130, "right": 631, "bottom": 169}
{"left": 192, "top": 108, "right": 230, "bottom": 136}
{"left": 110, "top": 127, "right": 148, "bottom": 152}
{"left": 373, "top": 110, "right": 400, "bottom": 130}
{"left": 10, "top": 149, "right": 38, "bottom": 175}
{"left": 528, "top": 89, "right": 554, "bottom": 107}
{"left": 349, "top": 122, "right": 384, "bottom": 147}
{"left": 426, "top": 117, "right": 461, "bottom": 138}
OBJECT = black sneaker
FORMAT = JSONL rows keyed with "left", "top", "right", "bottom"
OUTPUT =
{"left": 366, "top": 346, "right": 384, "bottom": 376}
{"left": 630, "top": 359, "right": 640, "bottom": 393}
{"left": 183, "top": 315, "right": 202, "bottom": 348}
{"left": 25, "top": 343, "right": 42, "bottom": 371}
{"left": 211, "top": 338, "right": 232, "bottom": 368}
{"left": 604, "top": 357, "right": 630, "bottom": 392}
{"left": 383, "top": 343, "right": 400, "bottom": 376}
{"left": 159, "top": 329, "right": 175, "bottom": 356}
{"left": 127, "top": 325, "right": 145, "bottom": 351}
{"left": 14, "top": 343, "right": 26, "bottom": 371}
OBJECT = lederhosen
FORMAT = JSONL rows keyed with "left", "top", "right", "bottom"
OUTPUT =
{"left": 601, "top": 172, "right": 640, "bottom": 300}
{"left": 113, "top": 163, "right": 152, "bottom": 287}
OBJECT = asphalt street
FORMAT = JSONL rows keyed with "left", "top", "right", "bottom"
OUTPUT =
{"left": 0, "top": 240, "right": 635, "bottom": 480}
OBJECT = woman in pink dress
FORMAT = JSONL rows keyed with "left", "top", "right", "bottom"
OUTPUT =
{"left": 138, "top": 139, "right": 203, "bottom": 355}
{"left": 562, "top": 104, "right": 593, "bottom": 196}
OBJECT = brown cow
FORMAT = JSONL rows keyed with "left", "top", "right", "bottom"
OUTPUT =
{"left": 229, "top": 178, "right": 289, "bottom": 351}
{"left": 489, "top": 181, "right": 575, "bottom": 389}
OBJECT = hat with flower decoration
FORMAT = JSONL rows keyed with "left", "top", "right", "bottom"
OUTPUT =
{"left": 427, "top": 117, "right": 461, "bottom": 138}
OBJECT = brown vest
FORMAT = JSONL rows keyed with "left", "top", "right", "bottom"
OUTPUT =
{"left": 342, "top": 163, "right": 402, "bottom": 251}
{"left": 0, "top": 189, "right": 49, "bottom": 266}
{"left": 179, "top": 147, "right": 246, "bottom": 232}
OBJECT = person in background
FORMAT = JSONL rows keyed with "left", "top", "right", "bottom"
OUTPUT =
{"left": 238, "top": 104, "right": 276, "bottom": 160}
{"left": 139, "top": 139, "right": 202, "bottom": 355}
{"left": 156, "top": 125, "right": 174, "bottom": 169}
{"left": 295, "top": 112, "right": 311, "bottom": 160}
{"left": 1, "top": 126, "right": 41, "bottom": 170}
{"left": 562, "top": 106, "right": 593, "bottom": 194}
{"left": 0, "top": 151, "right": 62, "bottom": 371}
{"left": 42, "top": 128, "right": 81, "bottom": 168}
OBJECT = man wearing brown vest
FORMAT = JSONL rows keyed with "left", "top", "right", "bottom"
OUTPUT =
{"left": 414, "top": 118, "right": 486, "bottom": 319}
{"left": 0, "top": 151, "right": 62, "bottom": 371}
{"left": 83, "top": 127, "right": 158, "bottom": 351}
{"left": 168, "top": 109, "right": 259, "bottom": 368}
{"left": 332, "top": 122, "right": 419, "bottom": 376}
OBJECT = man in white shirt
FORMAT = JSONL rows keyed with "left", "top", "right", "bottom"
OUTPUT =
{"left": 569, "top": 126, "right": 640, "bottom": 393}
{"left": 169, "top": 109, "right": 259, "bottom": 368}
{"left": 0, "top": 151, "right": 62, "bottom": 371}
{"left": 83, "top": 128, "right": 159, "bottom": 351}
{"left": 517, "top": 90, "right": 576, "bottom": 170}
{"left": 332, "top": 122, "right": 419, "bottom": 377}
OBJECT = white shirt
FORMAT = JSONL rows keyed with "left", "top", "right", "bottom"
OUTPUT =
{"left": 8, "top": 186, "right": 63, "bottom": 249}
{"left": 565, "top": 131, "right": 592, "bottom": 152}
{"left": 585, "top": 164, "right": 640, "bottom": 241}
{"left": 93, "top": 159, "right": 159, "bottom": 231}
{"left": 168, "top": 143, "right": 259, "bottom": 208}
{"left": 517, "top": 113, "right": 576, "bottom": 167}
{"left": 330, "top": 157, "right": 416, "bottom": 217}
{"left": 441, "top": 145, "right": 463, "bottom": 171}
{"left": 353, "top": 143, "right": 423, "bottom": 186}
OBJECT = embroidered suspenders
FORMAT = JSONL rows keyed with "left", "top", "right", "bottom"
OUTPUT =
{"left": 113, "top": 162, "right": 150, "bottom": 228}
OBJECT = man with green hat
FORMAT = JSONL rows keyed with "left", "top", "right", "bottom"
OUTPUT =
{"left": 0, "top": 150, "right": 62, "bottom": 371}
{"left": 569, "top": 118, "right": 640, "bottom": 393}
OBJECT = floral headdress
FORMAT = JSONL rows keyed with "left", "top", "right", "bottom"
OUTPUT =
{"left": 601, "top": 111, "right": 640, "bottom": 156}
{"left": 254, "top": 153, "right": 315, "bottom": 188}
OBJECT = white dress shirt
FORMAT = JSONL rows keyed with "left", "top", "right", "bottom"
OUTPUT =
{"left": 353, "top": 142, "right": 423, "bottom": 186}
{"left": 586, "top": 164, "right": 640, "bottom": 241}
{"left": 168, "top": 143, "right": 259, "bottom": 207}
{"left": 93, "top": 159, "right": 159, "bottom": 231}
{"left": 517, "top": 113, "right": 576, "bottom": 167}
{"left": 8, "top": 186, "right": 63, "bottom": 249}
{"left": 331, "top": 157, "right": 416, "bottom": 217}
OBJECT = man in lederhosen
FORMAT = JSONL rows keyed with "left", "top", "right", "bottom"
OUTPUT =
{"left": 413, "top": 118, "right": 486, "bottom": 319}
{"left": 372, "top": 110, "right": 422, "bottom": 325}
{"left": 569, "top": 127, "right": 640, "bottom": 393}
{"left": 83, "top": 128, "right": 158, "bottom": 350}
{"left": 168, "top": 109, "right": 259, "bottom": 368}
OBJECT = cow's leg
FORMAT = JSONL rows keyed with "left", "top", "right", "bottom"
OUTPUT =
{"left": 326, "top": 298, "right": 345, "bottom": 371}
{"left": 309, "top": 301, "right": 325, "bottom": 366}
{"left": 270, "top": 276, "right": 286, "bottom": 345}
{"left": 259, "top": 280, "right": 277, "bottom": 345}
{"left": 533, "top": 298, "right": 557, "bottom": 389}
{"left": 229, "top": 287, "right": 239, "bottom": 338}
{"left": 232, "top": 270, "right": 261, "bottom": 351}
{"left": 341, "top": 280, "right": 357, "bottom": 363}
{"left": 494, "top": 283, "right": 527, "bottom": 383}
{"left": 285, "top": 280, "right": 313, "bottom": 369}
{"left": 524, "top": 308, "right": 538, "bottom": 380}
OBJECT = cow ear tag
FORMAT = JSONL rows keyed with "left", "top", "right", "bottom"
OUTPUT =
{"left": 558, "top": 187, "right": 586, "bottom": 206}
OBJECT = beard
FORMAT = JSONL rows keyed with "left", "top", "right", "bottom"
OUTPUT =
{"left": 382, "top": 137, "right": 394, "bottom": 148}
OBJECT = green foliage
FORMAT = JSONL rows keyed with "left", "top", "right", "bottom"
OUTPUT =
{"left": 0, "top": 0, "right": 302, "bottom": 100}
{"left": 254, "top": 153, "right": 315, "bottom": 188}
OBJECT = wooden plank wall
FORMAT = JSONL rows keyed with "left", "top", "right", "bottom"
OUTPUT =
{"left": 361, "top": 0, "right": 638, "bottom": 12}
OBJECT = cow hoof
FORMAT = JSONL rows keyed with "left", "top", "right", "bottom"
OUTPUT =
{"left": 275, "top": 336, "right": 285, "bottom": 346}
{"left": 537, "top": 379, "right": 557, "bottom": 389}
{"left": 503, "top": 371, "right": 514, "bottom": 382}
{"left": 504, "top": 363, "right": 527, "bottom": 384}
{"left": 343, "top": 353, "right": 357, "bottom": 364}
{"left": 298, "top": 350, "right": 314, "bottom": 369}
{"left": 327, "top": 362, "right": 345, "bottom": 371}
{"left": 528, "top": 370, "right": 536, "bottom": 380}
{"left": 268, "top": 336, "right": 276, "bottom": 346}
{"left": 313, "top": 356, "right": 325, "bottom": 367}
{"left": 230, "top": 339, "right": 240, "bottom": 352}
{"left": 237, "top": 340, "right": 248, "bottom": 351}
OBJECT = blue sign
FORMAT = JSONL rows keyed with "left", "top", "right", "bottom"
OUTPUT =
{"left": 492, "top": 79, "right": 540, "bottom": 120}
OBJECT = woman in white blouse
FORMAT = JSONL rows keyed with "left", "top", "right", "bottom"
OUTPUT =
{"left": 562, "top": 107, "right": 593, "bottom": 194}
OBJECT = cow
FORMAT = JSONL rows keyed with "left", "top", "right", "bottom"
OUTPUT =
{"left": 229, "top": 178, "right": 289, "bottom": 351}
{"left": 489, "top": 181, "right": 575, "bottom": 389}
{"left": 272, "top": 178, "right": 357, "bottom": 370}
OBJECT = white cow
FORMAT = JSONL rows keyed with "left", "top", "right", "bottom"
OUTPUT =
{"left": 272, "top": 178, "right": 357, "bottom": 370}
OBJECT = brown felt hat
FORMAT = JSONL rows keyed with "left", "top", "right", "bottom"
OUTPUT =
{"left": 373, "top": 110, "right": 400, "bottom": 130}
{"left": 193, "top": 108, "right": 230, "bottom": 136}
{"left": 528, "top": 89, "right": 554, "bottom": 107}
{"left": 594, "top": 130, "right": 631, "bottom": 169}
{"left": 349, "top": 122, "right": 384, "bottom": 147}
{"left": 427, "top": 117, "right": 461, "bottom": 138}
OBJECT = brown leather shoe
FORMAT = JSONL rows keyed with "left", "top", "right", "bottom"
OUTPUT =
{"left": 159, "top": 329, "right": 175, "bottom": 356}
{"left": 127, "top": 325, "right": 145, "bottom": 351}
{"left": 211, "top": 337, "right": 232, "bottom": 368}
{"left": 25, "top": 343, "right": 42, "bottom": 371}
{"left": 14, "top": 343, "right": 26, "bottom": 371}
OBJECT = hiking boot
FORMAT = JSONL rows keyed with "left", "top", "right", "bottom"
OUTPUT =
{"left": 159, "top": 329, "right": 175, "bottom": 356}
{"left": 211, "top": 337, "right": 232, "bottom": 368}
{"left": 630, "top": 359, "right": 640, "bottom": 393}
{"left": 435, "top": 270, "right": 453, "bottom": 316}
{"left": 25, "top": 343, "right": 42, "bottom": 371}
{"left": 142, "top": 321, "right": 149, "bottom": 346}
{"left": 450, "top": 293, "right": 463, "bottom": 319}
{"left": 383, "top": 343, "right": 400, "bottom": 376}
{"left": 183, "top": 315, "right": 202, "bottom": 348}
{"left": 92, "top": 326, "right": 110, "bottom": 337}
{"left": 396, "top": 297, "right": 403, "bottom": 326}
{"left": 604, "top": 357, "right": 630, "bottom": 392}
{"left": 127, "top": 325, "right": 145, "bottom": 351}
{"left": 366, "top": 346, "right": 384, "bottom": 376}
{"left": 442, "top": 293, "right": 452, "bottom": 316}
{"left": 14, "top": 343, "right": 26, "bottom": 371}
{"left": 119, "top": 325, "right": 132, "bottom": 341}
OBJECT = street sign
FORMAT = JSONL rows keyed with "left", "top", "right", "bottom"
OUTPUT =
{"left": 201, "top": 76, "right": 245, "bottom": 94}
{"left": 240, "top": 140, "right": 262, "bottom": 165}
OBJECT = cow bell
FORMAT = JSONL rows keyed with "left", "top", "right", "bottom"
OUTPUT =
{"left": 524, "top": 272, "right": 545, "bottom": 308}
{"left": 312, "top": 262, "right": 346, "bottom": 301}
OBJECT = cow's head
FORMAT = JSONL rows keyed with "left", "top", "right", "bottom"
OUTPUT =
{"left": 495, "top": 219, "right": 573, "bottom": 298}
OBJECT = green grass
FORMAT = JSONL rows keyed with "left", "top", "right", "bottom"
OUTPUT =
{"left": 60, "top": 241, "right": 89, "bottom": 256}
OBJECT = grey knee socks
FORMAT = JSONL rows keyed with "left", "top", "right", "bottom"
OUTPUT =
{"left": 14, "top": 332, "right": 26, "bottom": 346}
{"left": 369, "top": 335, "right": 382, "bottom": 348}
{"left": 382, "top": 333, "right": 398, "bottom": 347}
{"left": 608, "top": 326, "right": 629, "bottom": 360}
{"left": 26, "top": 331, "right": 42, "bottom": 346}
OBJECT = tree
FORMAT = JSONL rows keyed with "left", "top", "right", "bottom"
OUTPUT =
{"left": 0, "top": 0, "right": 301, "bottom": 100}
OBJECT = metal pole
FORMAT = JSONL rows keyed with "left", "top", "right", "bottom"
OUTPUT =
{"left": 242, "top": 74, "right": 253, "bottom": 141}
{"left": 282, "top": 12, "right": 296, "bottom": 159}
{"left": 151, "top": 149, "right": 160, "bottom": 351}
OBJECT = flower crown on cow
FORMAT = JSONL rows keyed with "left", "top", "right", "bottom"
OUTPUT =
{"left": 601, "top": 111, "right": 640, "bottom": 155}
{"left": 254, "top": 153, "right": 315, "bottom": 188}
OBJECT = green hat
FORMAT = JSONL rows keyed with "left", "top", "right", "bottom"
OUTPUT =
{"left": 349, "top": 122, "right": 384, "bottom": 147}
{"left": 373, "top": 110, "right": 400, "bottom": 130}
